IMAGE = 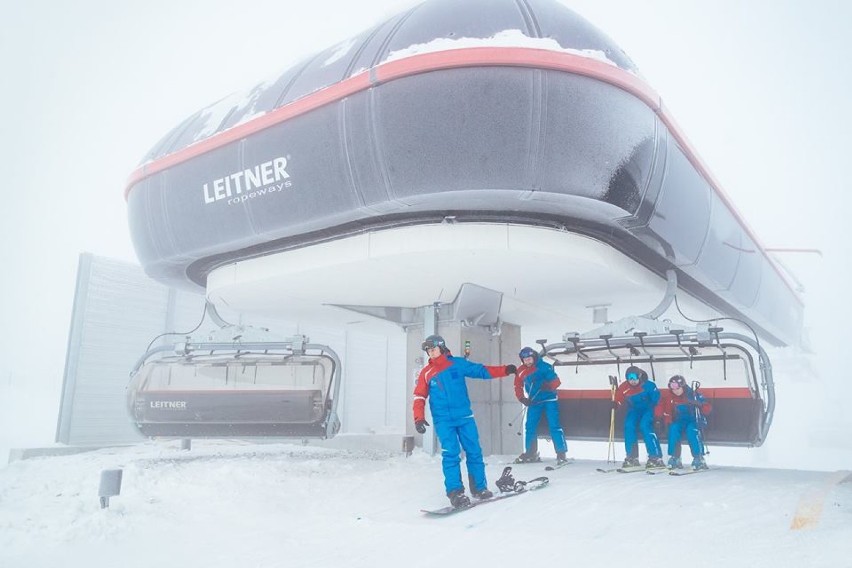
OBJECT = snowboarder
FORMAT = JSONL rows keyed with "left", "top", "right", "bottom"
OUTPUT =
{"left": 413, "top": 335, "right": 517, "bottom": 508}
{"left": 613, "top": 365, "right": 664, "bottom": 468}
{"left": 656, "top": 375, "right": 712, "bottom": 470}
{"left": 513, "top": 346, "right": 568, "bottom": 465}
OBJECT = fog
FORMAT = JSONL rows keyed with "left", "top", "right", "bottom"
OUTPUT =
{"left": 1, "top": 0, "right": 850, "bottom": 468}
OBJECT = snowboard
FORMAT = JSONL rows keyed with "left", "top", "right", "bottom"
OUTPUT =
{"left": 421, "top": 474, "right": 549, "bottom": 516}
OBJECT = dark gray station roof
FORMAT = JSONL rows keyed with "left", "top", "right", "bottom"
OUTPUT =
{"left": 125, "top": 0, "right": 803, "bottom": 347}
{"left": 136, "top": 0, "right": 637, "bottom": 164}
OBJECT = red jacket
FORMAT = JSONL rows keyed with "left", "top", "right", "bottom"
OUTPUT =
{"left": 513, "top": 361, "right": 560, "bottom": 402}
{"left": 655, "top": 388, "right": 712, "bottom": 426}
{"left": 413, "top": 354, "right": 507, "bottom": 423}
{"left": 614, "top": 379, "right": 659, "bottom": 409}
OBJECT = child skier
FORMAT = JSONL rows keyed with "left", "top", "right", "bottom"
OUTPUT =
{"left": 656, "top": 375, "right": 712, "bottom": 470}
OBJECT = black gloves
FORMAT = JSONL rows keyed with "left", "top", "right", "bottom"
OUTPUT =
{"left": 611, "top": 400, "right": 619, "bottom": 410}
{"left": 415, "top": 419, "right": 430, "bottom": 434}
{"left": 519, "top": 396, "right": 531, "bottom": 406}
{"left": 505, "top": 364, "right": 517, "bottom": 375}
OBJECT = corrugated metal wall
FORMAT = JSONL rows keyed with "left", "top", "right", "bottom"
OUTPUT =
{"left": 57, "top": 254, "right": 175, "bottom": 445}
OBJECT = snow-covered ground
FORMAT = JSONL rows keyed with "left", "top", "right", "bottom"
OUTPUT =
{"left": 1, "top": 440, "right": 849, "bottom": 568}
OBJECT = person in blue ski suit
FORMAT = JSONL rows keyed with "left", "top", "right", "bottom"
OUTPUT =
{"left": 613, "top": 365, "right": 664, "bottom": 468}
{"left": 656, "top": 375, "right": 712, "bottom": 470}
{"left": 412, "top": 335, "right": 516, "bottom": 508}
{"left": 513, "top": 346, "right": 568, "bottom": 464}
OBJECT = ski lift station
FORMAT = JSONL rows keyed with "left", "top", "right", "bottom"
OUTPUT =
{"left": 58, "top": 0, "right": 804, "bottom": 457}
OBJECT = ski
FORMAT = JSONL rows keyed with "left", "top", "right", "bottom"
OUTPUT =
{"left": 510, "top": 457, "right": 542, "bottom": 465}
{"left": 544, "top": 458, "right": 575, "bottom": 471}
{"left": 615, "top": 466, "right": 668, "bottom": 474}
{"left": 616, "top": 466, "right": 650, "bottom": 473}
{"left": 421, "top": 468, "right": 549, "bottom": 516}
{"left": 598, "top": 464, "right": 667, "bottom": 474}
{"left": 670, "top": 468, "right": 711, "bottom": 476}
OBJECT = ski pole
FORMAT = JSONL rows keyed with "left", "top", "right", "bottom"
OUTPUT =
{"left": 508, "top": 406, "right": 525, "bottom": 429}
{"left": 607, "top": 375, "right": 618, "bottom": 463}
{"left": 692, "top": 380, "right": 709, "bottom": 456}
{"left": 508, "top": 379, "right": 542, "bottom": 441}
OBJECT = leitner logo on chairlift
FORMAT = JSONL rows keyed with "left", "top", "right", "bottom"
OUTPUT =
{"left": 202, "top": 156, "right": 293, "bottom": 206}
{"left": 150, "top": 401, "right": 188, "bottom": 409}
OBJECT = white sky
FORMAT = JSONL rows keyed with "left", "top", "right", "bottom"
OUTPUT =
{"left": 1, "top": 0, "right": 851, "bottom": 447}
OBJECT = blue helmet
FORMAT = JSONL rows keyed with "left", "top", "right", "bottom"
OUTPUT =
{"left": 422, "top": 335, "right": 448, "bottom": 353}
{"left": 518, "top": 347, "right": 538, "bottom": 361}
{"left": 625, "top": 365, "right": 647, "bottom": 382}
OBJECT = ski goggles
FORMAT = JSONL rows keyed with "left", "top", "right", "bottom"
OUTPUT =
{"left": 625, "top": 372, "right": 640, "bottom": 381}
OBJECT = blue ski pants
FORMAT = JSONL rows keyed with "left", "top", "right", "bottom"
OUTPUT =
{"left": 435, "top": 416, "right": 486, "bottom": 495}
{"left": 524, "top": 400, "right": 567, "bottom": 454}
{"left": 624, "top": 407, "right": 661, "bottom": 458}
{"left": 667, "top": 419, "right": 704, "bottom": 458}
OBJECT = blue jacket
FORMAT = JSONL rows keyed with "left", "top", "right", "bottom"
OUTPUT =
{"left": 514, "top": 360, "right": 561, "bottom": 403}
{"left": 657, "top": 387, "right": 711, "bottom": 428}
{"left": 413, "top": 354, "right": 506, "bottom": 423}
{"left": 615, "top": 378, "right": 660, "bottom": 411}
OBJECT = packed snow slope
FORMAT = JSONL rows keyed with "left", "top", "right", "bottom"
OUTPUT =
{"left": 1, "top": 441, "right": 850, "bottom": 568}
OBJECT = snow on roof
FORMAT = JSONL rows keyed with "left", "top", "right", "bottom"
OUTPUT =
{"left": 383, "top": 29, "right": 619, "bottom": 67}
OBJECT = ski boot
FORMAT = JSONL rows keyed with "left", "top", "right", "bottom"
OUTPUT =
{"left": 514, "top": 451, "right": 541, "bottom": 464}
{"left": 448, "top": 489, "right": 471, "bottom": 509}
{"left": 472, "top": 487, "right": 494, "bottom": 500}
{"left": 646, "top": 456, "right": 665, "bottom": 469}
{"left": 556, "top": 452, "right": 570, "bottom": 466}
{"left": 667, "top": 456, "right": 683, "bottom": 469}
{"left": 621, "top": 456, "right": 641, "bottom": 468}
{"left": 691, "top": 456, "right": 709, "bottom": 470}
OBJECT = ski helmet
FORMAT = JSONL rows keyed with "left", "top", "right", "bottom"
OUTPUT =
{"left": 624, "top": 365, "right": 646, "bottom": 382}
{"left": 422, "top": 335, "right": 447, "bottom": 353}
{"left": 668, "top": 375, "right": 687, "bottom": 390}
{"left": 518, "top": 347, "right": 538, "bottom": 361}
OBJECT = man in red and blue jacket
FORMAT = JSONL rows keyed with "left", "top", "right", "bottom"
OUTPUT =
{"left": 656, "top": 375, "right": 712, "bottom": 470}
{"left": 413, "top": 335, "right": 516, "bottom": 508}
{"left": 513, "top": 346, "right": 568, "bottom": 464}
{"left": 614, "top": 365, "right": 663, "bottom": 468}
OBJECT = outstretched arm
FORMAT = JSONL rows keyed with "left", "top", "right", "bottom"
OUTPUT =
{"left": 459, "top": 358, "right": 515, "bottom": 380}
